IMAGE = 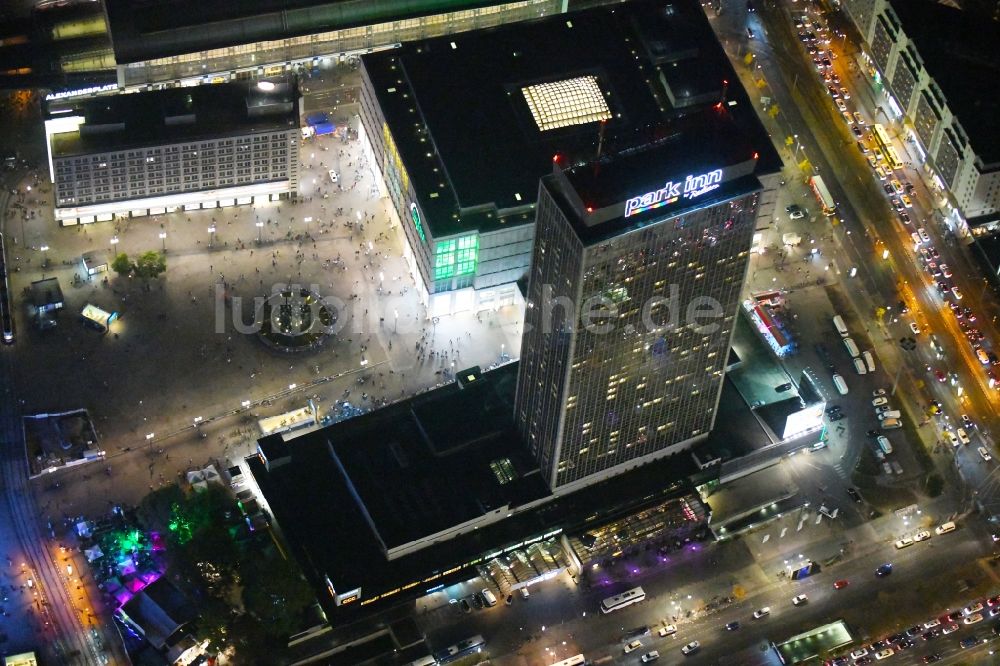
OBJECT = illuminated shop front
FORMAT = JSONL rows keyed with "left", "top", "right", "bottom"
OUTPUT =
{"left": 742, "top": 292, "right": 796, "bottom": 358}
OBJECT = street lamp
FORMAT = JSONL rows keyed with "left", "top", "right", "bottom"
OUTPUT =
{"left": 158, "top": 231, "right": 167, "bottom": 252}
{"left": 40, "top": 245, "right": 49, "bottom": 277}
{"left": 207, "top": 225, "right": 216, "bottom": 248}
{"left": 109, "top": 235, "right": 119, "bottom": 255}
{"left": 793, "top": 134, "right": 802, "bottom": 162}
{"left": 393, "top": 309, "right": 398, "bottom": 333}
{"left": 256, "top": 221, "right": 264, "bottom": 243}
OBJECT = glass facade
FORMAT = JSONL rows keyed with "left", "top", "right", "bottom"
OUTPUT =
{"left": 870, "top": 20, "right": 894, "bottom": 72}
{"left": 517, "top": 181, "right": 760, "bottom": 491}
{"left": 891, "top": 52, "right": 917, "bottom": 112}
{"left": 52, "top": 130, "right": 298, "bottom": 219}
{"left": 936, "top": 129, "right": 962, "bottom": 189}
{"left": 434, "top": 234, "right": 479, "bottom": 281}
{"left": 914, "top": 91, "right": 941, "bottom": 149}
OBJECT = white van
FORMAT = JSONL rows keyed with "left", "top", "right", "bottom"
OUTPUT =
{"left": 832, "top": 374, "right": 849, "bottom": 395}
{"left": 832, "top": 315, "right": 849, "bottom": 338}
{"left": 853, "top": 358, "right": 867, "bottom": 375}
{"left": 881, "top": 418, "right": 902, "bottom": 429}
{"left": 935, "top": 521, "right": 956, "bottom": 535}
{"left": 863, "top": 350, "right": 876, "bottom": 372}
{"left": 843, "top": 337, "right": 860, "bottom": 358}
{"left": 481, "top": 588, "right": 497, "bottom": 607}
{"left": 878, "top": 410, "right": 901, "bottom": 420}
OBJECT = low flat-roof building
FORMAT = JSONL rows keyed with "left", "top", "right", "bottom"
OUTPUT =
{"left": 249, "top": 362, "right": 710, "bottom": 620}
{"left": 44, "top": 77, "right": 300, "bottom": 225}
{"left": 359, "top": 0, "right": 779, "bottom": 315}
{"left": 104, "top": 0, "right": 562, "bottom": 88}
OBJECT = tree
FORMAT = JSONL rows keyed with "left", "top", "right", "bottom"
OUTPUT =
{"left": 134, "top": 250, "right": 166, "bottom": 287}
{"left": 241, "top": 552, "right": 315, "bottom": 638}
{"left": 111, "top": 252, "right": 132, "bottom": 277}
{"left": 924, "top": 473, "right": 945, "bottom": 498}
{"left": 228, "top": 613, "right": 286, "bottom": 664}
{"left": 161, "top": 485, "right": 243, "bottom": 594}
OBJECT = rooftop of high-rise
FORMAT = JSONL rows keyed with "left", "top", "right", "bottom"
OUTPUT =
{"left": 362, "top": 0, "right": 781, "bottom": 239}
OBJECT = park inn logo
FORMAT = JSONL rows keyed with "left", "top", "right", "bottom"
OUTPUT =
{"left": 624, "top": 168, "right": 724, "bottom": 218}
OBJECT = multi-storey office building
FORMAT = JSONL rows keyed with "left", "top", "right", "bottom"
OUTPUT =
{"left": 840, "top": 0, "right": 1000, "bottom": 236}
{"left": 44, "top": 78, "right": 300, "bottom": 226}
{"left": 358, "top": 0, "right": 778, "bottom": 316}
{"left": 515, "top": 121, "right": 778, "bottom": 493}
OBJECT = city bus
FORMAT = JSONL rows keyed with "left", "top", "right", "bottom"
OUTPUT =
{"left": 600, "top": 586, "right": 646, "bottom": 613}
{"left": 550, "top": 656, "right": 586, "bottom": 666}
{"left": 0, "top": 232, "right": 14, "bottom": 344}
{"left": 809, "top": 175, "right": 836, "bottom": 216}
{"left": 434, "top": 635, "right": 485, "bottom": 663}
{"left": 406, "top": 656, "right": 437, "bottom": 666}
{"left": 871, "top": 124, "right": 903, "bottom": 171}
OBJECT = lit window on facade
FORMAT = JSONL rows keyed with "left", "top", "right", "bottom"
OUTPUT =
{"left": 434, "top": 234, "right": 479, "bottom": 280}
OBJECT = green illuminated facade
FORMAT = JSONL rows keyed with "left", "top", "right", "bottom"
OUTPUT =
{"left": 410, "top": 203, "right": 427, "bottom": 244}
{"left": 433, "top": 234, "right": 479, "bottom": 290}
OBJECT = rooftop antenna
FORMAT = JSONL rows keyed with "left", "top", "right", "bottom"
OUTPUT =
{"left": 594, "top": 119, "right": 607, "bottom": 177}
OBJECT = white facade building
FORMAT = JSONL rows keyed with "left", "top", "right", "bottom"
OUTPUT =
{"left": 45, "top": 79, "right": 300, "bottom": 226}
{"left": 840, "top": 0, "right": 1000, "bottom": 231}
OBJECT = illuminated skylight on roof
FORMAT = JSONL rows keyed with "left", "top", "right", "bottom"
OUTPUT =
{"left": 522, "top": 76, "right": 611, "bottom": 132}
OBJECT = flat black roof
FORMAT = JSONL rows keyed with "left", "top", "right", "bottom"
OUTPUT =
{"left": 363, "top": 0, "right": 781, "bottom": 238}
{"left": 30, "top": 277, "right": 63, "bottom": 307}
{"left": 47, "top": 78, "right": 299, "bottom": 157}
{"left": 888, "top": 0, "right": 1000, "bottom": 164}
{"left": 103, "top": 0, "right": 512, "bottom": 64}
{"left": 249, "top": 360, "right": 709, "bottom": 620}
{"left": 250, "top": 371, "right": 772, "bottom": 623}
{"left": 306, "top": 364, "right": 549, "bottom": 550}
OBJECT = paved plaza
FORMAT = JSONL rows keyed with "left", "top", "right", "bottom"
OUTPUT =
{"left": 6, "top": 100, "right": 523, "bottom": 519}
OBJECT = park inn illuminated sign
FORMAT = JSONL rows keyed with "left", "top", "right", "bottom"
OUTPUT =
{"left": 624, "top": 168, "right": 724, "bottom": 218}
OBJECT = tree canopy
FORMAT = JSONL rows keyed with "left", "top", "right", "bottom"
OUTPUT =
{"left": 111, "top": 252, "right": 132, "bottom": 276}
{"left": 108, "top": 250, "right": 166, "bottom": 285}
{"left": 134, "top": 250, "right": 167, "bottom": 282}
{"left": 148, "top": 483, "right": 315, "bottom": 661}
